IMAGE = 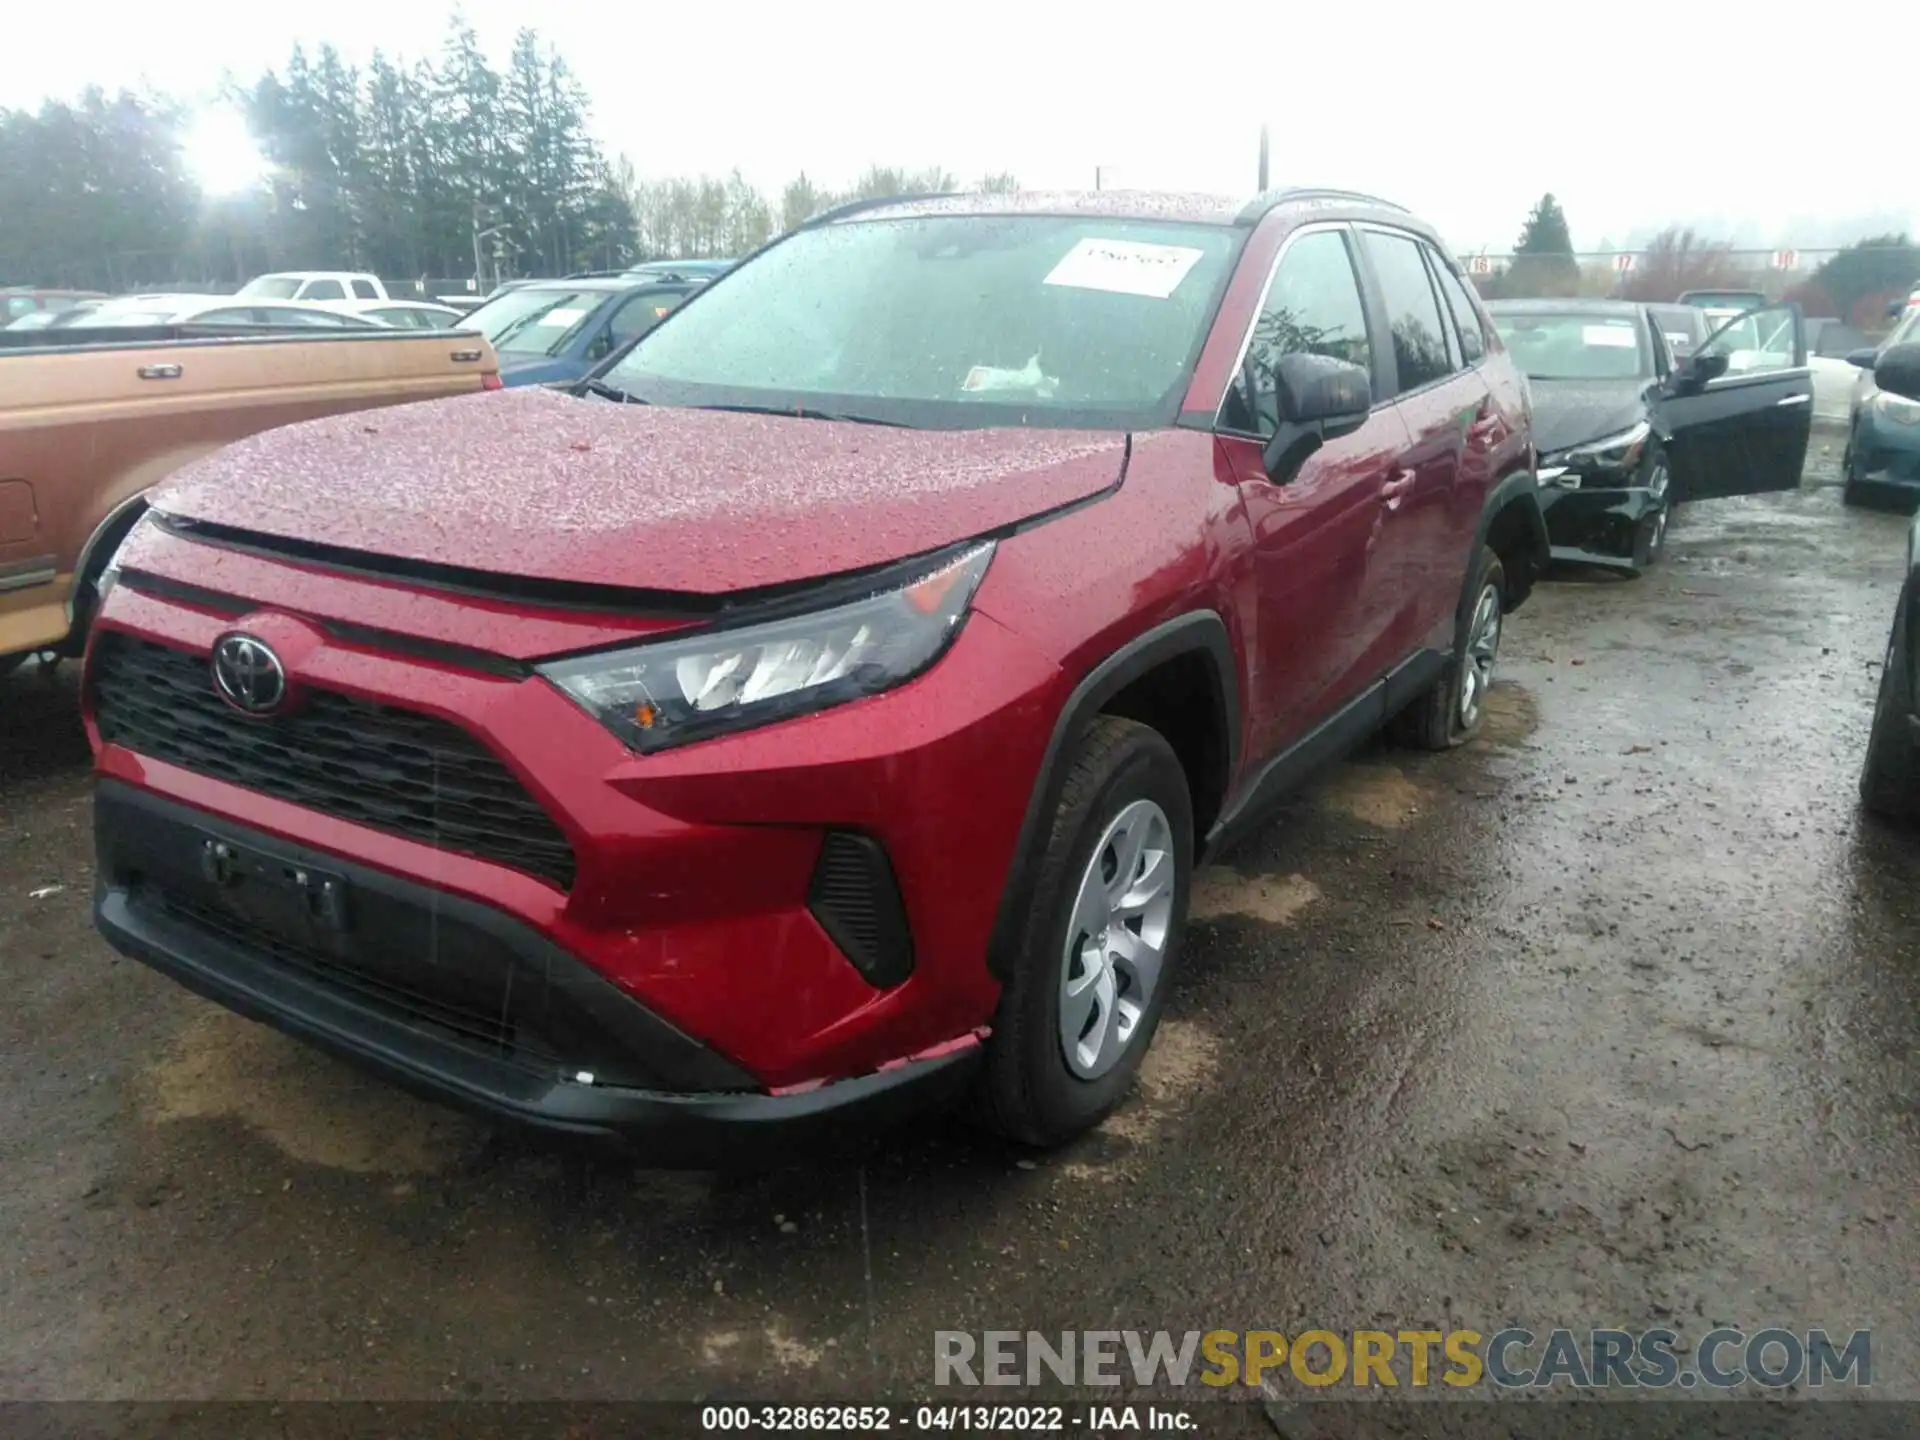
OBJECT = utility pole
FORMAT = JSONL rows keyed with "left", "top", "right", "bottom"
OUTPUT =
{"left": 1094, "top": 165, "right": 1103, "bottom": 192}
{"left": 1257, "top": 125, "right": 1269, "bottom": 191}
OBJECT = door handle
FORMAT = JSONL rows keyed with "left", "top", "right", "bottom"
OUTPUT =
{"left": 137, "top": 363, "right": 183, "bottom": 380}
{"left": 1774, "top": 393, "right": 1810, "bottom": 407}
{"left": 1382, "top": 469, "right": 1415, "bottom": 510}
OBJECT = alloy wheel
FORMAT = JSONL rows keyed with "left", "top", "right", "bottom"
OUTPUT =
{"left": 1459, "top": 583, "right": 1502, "bottom": 729}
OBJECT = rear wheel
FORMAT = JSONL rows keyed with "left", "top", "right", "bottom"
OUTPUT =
{"left": 1860, "top": 591, "right": 1919, "bottom": 822}
{"left": 977, "top": 716, "right": 1193, "bottom": 1146}
{"left": 1392, "top": 546, "right": 1505, "bottom": 751}
{"left": 0, "top": 653, "right": 24, "bottom": 681}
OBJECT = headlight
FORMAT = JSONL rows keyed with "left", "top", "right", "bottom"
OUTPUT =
{"left": 1873, "top": 390, "right": 1920, "bottom": 427}
{"left": 538, "top": 543, "right": 995, "bottom": 753}
{"left": 1556, "top": 420, "right": 1651, "bottom": 477}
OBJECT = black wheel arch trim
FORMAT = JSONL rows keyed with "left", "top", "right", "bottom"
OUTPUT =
{"left": 984, "top": 610, "right": 1239, "bottom": 982}
{"left": 1473, "top": 469, "right": 1550, "bottom": 612}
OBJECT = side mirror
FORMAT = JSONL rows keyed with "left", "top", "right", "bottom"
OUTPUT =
{"left": 1891, "top": 299, "right": 1906, "bottom": 319}
{"left": 1846, "top": 346, "right": 1880, "bottom": 370}
{"left": 1874, "top": 343, "right": 1920, "bottom": 402}
{"left": 1261, "top": 354, "right": 1371, "bottom": 481}
{"left": 1672, "top": 351, "right": 1731, "bottom": 393}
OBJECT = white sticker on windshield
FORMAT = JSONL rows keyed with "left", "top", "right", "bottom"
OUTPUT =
{"left": 536, "top": 307, "right": 587, "bottom": 326}
{"left": 1043, "top": 238, "right": 1205, "bottom": 299}
{"left": 1583, "top": 324, "right": 1638, "bottom": 348}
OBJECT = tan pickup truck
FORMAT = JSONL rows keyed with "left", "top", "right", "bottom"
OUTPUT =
{"left": 1, "top": 327, "right": 500, "bottom": 672}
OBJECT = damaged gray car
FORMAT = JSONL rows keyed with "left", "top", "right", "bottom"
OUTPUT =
{"left": 1488, "top": 298, "right": 1813, "bottom": 572}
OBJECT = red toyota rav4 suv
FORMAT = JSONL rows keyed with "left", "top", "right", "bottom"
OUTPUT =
{"left": 87, "top": 189, "right": 1547, "bottom": 1155}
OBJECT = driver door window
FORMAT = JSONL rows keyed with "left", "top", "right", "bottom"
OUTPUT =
{"left": 1220, "top": 229, "right": 1372, "bottom": 436}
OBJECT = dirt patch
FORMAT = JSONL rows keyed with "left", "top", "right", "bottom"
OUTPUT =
{"left": 766, "top": 1321, "right": 828, "bottom": 1371}
{"left": 1189, "top": 869, "right": 1321, "bottom": 926}
{"left": 1316, "top": 763, "right": 1427, "bottom": 829}
{"left": 1097, "top": 1018, "right": 1221, "bottom": 1149}
{"left": 145, "top": 1009, "right": 474, "bottom": 1174}
{"left": 1478, "top": 684, "right": 1539, "bottom": 747}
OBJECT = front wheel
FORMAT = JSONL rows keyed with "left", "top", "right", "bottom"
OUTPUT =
{"left": 976, "top": 716, "right": 1193, "bottom": 1146}
{"left": 1392, "top": 546, "right": 1505, "bottom": 751}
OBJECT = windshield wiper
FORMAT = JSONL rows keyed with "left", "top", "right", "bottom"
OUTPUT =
{"left": 690, "top": 402, "right": 907, "bottom": 427}
{"left": 577, "top": 378, "right": 647, "bottom": 404}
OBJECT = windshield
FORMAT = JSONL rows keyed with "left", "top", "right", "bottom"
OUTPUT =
{"left": 236, "top": 277, "right": 302, "bottom": 299}
{"left": 462, "top": 287, "right": 605, "bottom": 356}
{"left": 600, "top": 215, "right": 1242, "bottom": 428}
{"left": 1491, "top": 312, "right": 1651, "bottom": 381}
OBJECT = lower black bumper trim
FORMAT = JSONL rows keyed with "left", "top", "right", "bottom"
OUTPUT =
{"left": 93, "top": 781, "right": 982, "bottom": 1162}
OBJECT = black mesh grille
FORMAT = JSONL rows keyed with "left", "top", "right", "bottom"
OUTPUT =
{"left": 807, "top": 832, "right": 914, "bottom": 988}
{"left": 92, "top": 632, "right": 576, "bottom": 890}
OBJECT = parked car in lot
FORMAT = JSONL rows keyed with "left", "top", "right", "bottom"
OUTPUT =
{"left": 236, "top": 270, "right": 390, "bottom": 302}
{"left": 2, "top": 287, "right": 106, "bottom": 325}
{"left": 1649, "top": 303, "right": 1710, "bottom": 363}
{"left": 622, "top": 258, "right": 736, "bottom": 281}
{"left": 1860, "top": 370, "right": 1920, "bottom": 822}
{"left": 1679, "top": 288, "right": 1770, "bottom": 330}
{"left": 1843, "top": 309, "right": 1920, "bottom": 507}
{"left": 458, "top": 276, "right": 702, "bottom": 386}
{"left": 0, "top": 327, "right": 500, "bottom": 675}
{"left": 5, "top": 300, "right": 104, "bottom": 330}
{"left": 86, "top": 187, "right": 1555, "bottom": 1155}
{"left": 313, "top": 299, "right": 471, "bottom": 329}
{"left": 1487, "top": 298, "right": 1813, "bottom": 570}
{"left": 58, "top": 295, "right": 386, "bottom": 330}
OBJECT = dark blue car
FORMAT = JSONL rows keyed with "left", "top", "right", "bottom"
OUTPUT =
{"left": 464, "top": 277, "right": 702, "bottom": 387}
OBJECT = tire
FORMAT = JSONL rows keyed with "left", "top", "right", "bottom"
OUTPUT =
{"left": 1630, "top": 505, "right": 1669, "bottom": 573}
{"left": 0, "top": 652, "right": 24, "bottom": 681}
{"left": 1860, "top": 591, "right": 1919, "bottom": 822}
{"left": 1392, "top": 546, "right": 1505, "bottom": 752}
{"left": 976, "top": 715, "right": 1194, "bottom": 1146}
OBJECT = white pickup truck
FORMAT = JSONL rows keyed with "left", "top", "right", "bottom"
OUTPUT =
{"left": 236, "top": 271, "right": 390, "bottom": 303}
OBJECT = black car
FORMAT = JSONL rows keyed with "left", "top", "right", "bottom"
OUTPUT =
{"left": 1860, "top": 349, "right": 1920, "bottom": 822}
{"left": 1487, "top": 299, "right": 1814, "bottom": 571}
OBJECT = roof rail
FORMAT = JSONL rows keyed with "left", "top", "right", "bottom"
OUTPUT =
{"left": 797, "top": 191, "right": 963, "bottom": 229}
{"left": 1235, "top": 187, "right": 1410, "bottom": 225}
{"left": 560, "top": 269, "right": 628, "bottom": 280}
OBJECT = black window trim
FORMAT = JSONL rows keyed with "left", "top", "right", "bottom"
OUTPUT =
{"left": 1210, "top": 219, "right": 1383, "bottom": 439}
{"left": 1353, "top": 222, "right": 1464, "bottom": 402}
{"left": 1426, "top": 242, "right": 1489, "bottom": 372}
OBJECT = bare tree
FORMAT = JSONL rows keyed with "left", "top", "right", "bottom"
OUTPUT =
{"left": 1618, "top": 226, "right": 1744, "bottom": 302}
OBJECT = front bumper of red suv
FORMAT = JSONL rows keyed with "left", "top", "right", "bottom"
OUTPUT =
{"left": 85, "top": 559, "right": 1065, "bottom": 1156}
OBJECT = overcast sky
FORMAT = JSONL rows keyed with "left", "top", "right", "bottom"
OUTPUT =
{"left": 5, "top": 0, "right": 1914, "bottom": 253}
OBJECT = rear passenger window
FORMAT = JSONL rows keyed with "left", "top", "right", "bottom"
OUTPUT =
{"left": 1363, "top": 230, "right": 1455, "bottom": 394}
{"left": 303, "top": 280, "right": 346, "bottom": 301}
{"left": 1429, "top": 258, "right": 1486, "bottom": 365}
{"left": 351, "top": 280, "right": 380, "bottom": 299}
{"left": 1221, "top": 229, "right": 1372, "bottom": 436}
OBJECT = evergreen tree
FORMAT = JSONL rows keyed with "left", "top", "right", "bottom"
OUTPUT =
{"left": 1507, "top": 193, "right": 1579, "bottom": 298}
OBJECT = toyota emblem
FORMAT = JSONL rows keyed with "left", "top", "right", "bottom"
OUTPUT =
{"left": 210, "top": 633, "right": 289, "bottom": 715}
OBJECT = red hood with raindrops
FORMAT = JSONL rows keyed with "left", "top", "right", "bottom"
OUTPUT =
{"left": 153, "top": 387, "right": 1132, "bottom": 593}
